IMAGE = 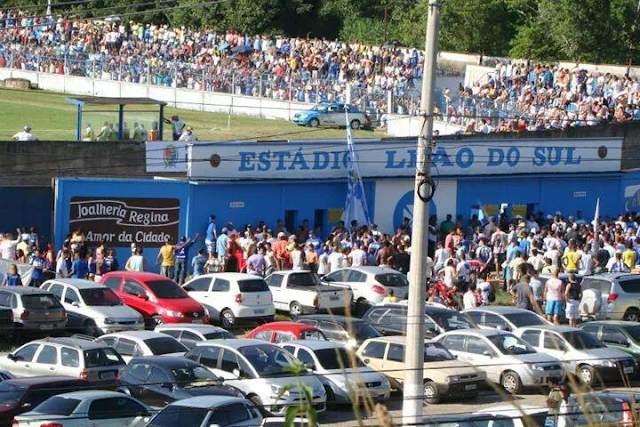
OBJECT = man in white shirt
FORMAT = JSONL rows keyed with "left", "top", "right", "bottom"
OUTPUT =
{"left": 56, "top": 249, "right": 70, "bottom": 278}
{"left": 0, "top": 232, "right": 20, "bottom": 260}
{"left": 348, "top": 242, "right": 367, "bottom": 267}
{"left": 327, "top": 246, "right": 346, "bottom": 273}
{"left": 463, "top": 283, "right": 478, "bottom": 309}
{"left": 13, "top": 126, "right": 37, "bottom": 141}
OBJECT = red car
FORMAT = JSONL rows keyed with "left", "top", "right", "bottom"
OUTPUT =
{"left": 246, "top": 321, "right": 327, "bottom": 344}
{"left": 101, "top": 272, "right": 208, "bottom": 328}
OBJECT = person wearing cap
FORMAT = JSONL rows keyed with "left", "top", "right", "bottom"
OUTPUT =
{"left": 305, "top": 231, "right": 321, "bottom": 251}
{"left": 13, "top": 125, "right": 37, "bottom": 141}
{"left": 178, "top": 126, "right": 197, "bottom": 142}
{"left": 175, "top": 233, "right": 199, "bottom": 285}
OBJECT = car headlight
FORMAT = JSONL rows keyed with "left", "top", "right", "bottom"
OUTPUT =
{"left": 531, "top": 364, "right": 545, "bottom": 371}
{"left": 103, "top": 318, "right": 115, "bottom": 325}
{"left": 270, "top": 384, "right": 288, "bottom": 398}
{"left": 592, "top": 359, "right": 616, "bottom": 368}
{"left": 445, "top": 375, "right": 460, "bottom": 383}
{"left": 162, "top": 309, "right": 184, "bottom": 318}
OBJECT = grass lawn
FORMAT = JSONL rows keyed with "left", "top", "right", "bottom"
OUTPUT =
{"left": 0, "top": 88, "right": 380, "bottom": 141}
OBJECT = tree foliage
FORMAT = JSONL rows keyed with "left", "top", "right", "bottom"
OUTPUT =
{"left": 6, "top": 0, "right": 640, "bottom": 64}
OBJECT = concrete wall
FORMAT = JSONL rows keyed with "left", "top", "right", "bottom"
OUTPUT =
{"left": 0, "top": 68, "right": 313, "bottom": 121}
{"left": 386, "top": 115, "right": 464, "bottom": 137}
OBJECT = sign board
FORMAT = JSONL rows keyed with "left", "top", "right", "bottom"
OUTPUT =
{"left": 69, "top": 197, "right": 180, "bottom": 247}
{"left": 188, "top": 138, "right": 623, "bottom": 180}
{"left": 146, "top": 141, "right": 188, "bottom": 173}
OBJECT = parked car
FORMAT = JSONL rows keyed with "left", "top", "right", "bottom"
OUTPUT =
{"left": 0, "top": 337, "right": 125, "bottom": 384}
{"left": 0, "top": 305, "right": 14, "bottom": 339}
{"left": 473, "top": 404, "right": 549, "bottom": 427}
{"left": 246, "top": 321, "right": 327, "bottom": 344}
{"left": 118, "top": 356, "right": 243, "bottom": 407}
{"left": 435, "top": 329, "right": 564, "bottom": 394}
{"left": 41, "top": 278, "right": 144, "bottom": 336}
{"left": 279, "top": 340, "right": 390, "bottom": 404}
{"left": 297, "top": 314, "right": 382, "bottom": 349}
{"left": 184, "top": 339, "right": 326, "bottom": 416}
{"left": 581, "top": 320, "right": 640, "bottom": 361}
{"left": 265, "top": 270, "right": 351, "bottom": 317}
{"left": 0, "top": 286, "right": 66, "bottom": 335}
{"left": 148, "top": 395, "right": 263, "bottom": 427}
{"left": 464, "top": 306, "right": 550, "bottom": 332}
{"left": 96, "top": 330, "right": 188, "bottom": 363}
{"left": 422, "top": 413, "right": 539, "bottom": 427}
{"left": 577, "top": 273, "right": 640, "bottom": 321}
{"left": 321, "top": 267, "right": 408, "bottom": 312}
{"left": 514, "top": 324, "right": 636, "bottom": 386}
{"left": 154, "top": 323, "right": 234, "bottom": 349}
{"left": 357, "top": 336, "right": 485, "bottom": 403}
{"left": 13, "top": 390, "right": 151, "bottom": 427}
{"left": 362, "top": 302, "right": 473, "bottom": 337}
{"left": 292, "top": 103, "right": 368, "bottom": 129}
{"left": 0, "top": 377, "right": 89, "bottom": 427}
{"left": 102, "top": 272, "right": 208, "bottom": 327}
{"left": 182, "top": 273, "right": 275, "bottom": 328}
{"left": 564, "top": 391, "right": 640, "bottom": 426}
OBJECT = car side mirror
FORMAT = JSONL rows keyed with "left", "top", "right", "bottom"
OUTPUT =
{"left": 483, "top": 350, "right": 494, "bottom": 358}
{"left": 323, "top": 277, "right": 332, "bottom": 282}
{"left": 183, "top": 286, "right": 192, "bottom": 292}
{"left": 71, "top": 301, "right": 80, "bottom": 308}
{"left": 21, "top": 402, "right": 31, "bottom": 409}
{"left": 7, "top": 354, "right": 15, "bottom": 362}
{"left": 232, "top": 368, "right": 241, "bottom": 378}
{"left": 137, "top": 293, "right": 148, "bottom": 300}
{"left": 160, "top": 382, "right": 173, "bottom": 390}
{"left": 363, "top": 358, "right": 370, "bottom": 364}
{"left": 304, "top": 363, "right": 316, "bottom": 371}
{"left": 210, "top": 424, "right": 221, "bottom": 427}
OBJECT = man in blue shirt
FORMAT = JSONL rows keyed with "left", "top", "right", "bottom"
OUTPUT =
{"left": 29, "top": 249, "right": 47, "bottom": 287}
{"left": 216, "top": 228, "right": 229, "bottom": 262}
{"left": 70, "top": 252, "right": 88, "bottom": 279}
{"left": 205, "top": 215, "right": 218, "bottom": 256}
{"left": 175, "top": 233, "right": 199, "bottom": 285}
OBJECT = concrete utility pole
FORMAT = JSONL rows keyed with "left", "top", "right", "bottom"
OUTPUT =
{"left": 46, "top": 0, "right": 52, "bottom": 16}
{"left": 402, "top": 0, "right": 441, "bottom": 425}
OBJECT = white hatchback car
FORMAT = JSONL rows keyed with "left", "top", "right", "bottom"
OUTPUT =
{"left": 41, "top": 279, "right": 144, "bottom": 336}
{"left": 183, "top": 273, "right": 275, "bottom": 328}
{"left": 184, "top": 339, "right": 326, "bottom": 416}
{"left": 14, "top": 390, "right": 151, "bottom": 427}
{"left": 154, "top": 323, "right": 235, "bottom": 349}
{"left": 435, "top": 329, "right": 564, "bottom": 394}
{"left": 321, "top": 267, "right": 408, "bottom": 310}
{"left": 96, "top": 330, "right": 188, "bottom": 363}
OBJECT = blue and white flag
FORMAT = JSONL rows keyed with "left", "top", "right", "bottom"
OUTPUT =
{"left": 341, "top": 110, "right": 371, "bottom": 228}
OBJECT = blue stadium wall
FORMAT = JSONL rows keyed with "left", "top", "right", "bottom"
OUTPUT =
{"left": 0, "top": 187, "right": 52, "bottom": 243}
{"left": 54, "top": 173, "right": 640, "bottom": 272}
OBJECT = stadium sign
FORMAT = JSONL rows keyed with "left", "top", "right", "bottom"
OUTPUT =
{"left": 188, "top": 137, "right": 622, "bottom": 180}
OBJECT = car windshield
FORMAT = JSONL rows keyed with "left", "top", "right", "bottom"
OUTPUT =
{"left": 0, "top": 382, "right": 26, "bottom": 406}
{"left": 149, "top": 406, "right": 209, "bottom": 427}
{"left": 351, "top": 321, "right": 382, "bottom": 341}
{"left": 146, "top": 280, "right": 188, "bottom": 299}
{"left": 79, "top": 288, "right": 122, "bottom": 306}
{"left": 375, "top": 273, "right": 409, "bottom": 287}
{"left": 288, "top": 273, "right": 321, "bottom": 287}
{"left": 562, "top": 331, "right": 605, "bottom": 349}
{"left": 171, "top": 366, "right": 218, "bottom": 385}
{"left": 503, "top": 312, "right": 547, "bottom": 328}
{"left": 84, "top": 348, "right": 125, "bottom": 367}
{"left": 623, "top": 325, "right": 640, "bottom": 342}
{"left": 488, "top": 334, "right": 536, "bottom": 355}
{"left": 424, "top": 343, "right": 456, "bottom": 362}
{"left": 312, "top": 104, "right": 328, "bottom": 112}
{"left": 314, "top": 348, "right": 365, "bottom": 370}
{"left": 238, "top": 279, "right": 270, "bottom": 292}
{"left": 429, "top": 311, "right": 473, "bottom": 331}
{"left": 22, "top": 294, "right": 61, "bottom": 309}
{"left": 144, "top": 337, "right": 188, "bottom": 355}
{"left": 204, "top": 331, "right": 235, "bottom": 340}
{"left": 32, "top": 396, "right": 81, "bottom": 416}
{"left": 239, "top": 344, "right": 300, "bottom": 378}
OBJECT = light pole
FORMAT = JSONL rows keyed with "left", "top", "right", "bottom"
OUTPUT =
{"left": 401, "top": 0, "right": 442, "bottom": 425}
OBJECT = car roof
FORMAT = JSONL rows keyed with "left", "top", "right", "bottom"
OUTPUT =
{"left": 41, "top": 337, "right": 109, "bottom": 350}
{"left": 0, "top": 286, "right": 53, "bottom": 295}
{"left": 349, "top": 266, "right": 399, "bottom": 274}
{"left": 103, "top": 272, "right": 167, "bottom": 282}
{"left": 48, "top": 279, "right": 109, "bottom": 290}
{"left": 189, "top": 273, "right": 262, "bottom": 281}
{"left": 364, "top": 336, "right": 406, "bottom": 344}
{"left": 171, "top": 395, "right": 248, "bottom": 409}
{"left": 518, "top": 325, "right": 580, "bottom": 333}
{"left": 284, "top": 340, "right": 345, "bottom": 351}
{"left": 53, "top": 390, "right": 125, "bottom": 400}
{"left": 156, "top": 323, "right": 227, "bottom": 333}
{"left": 371, "top": 302, "right": 453, "bottom": 314}
{"left": 128, "top": 356, "right": 199, "bottom": 368}
{"left": 299, "top": 315, "right": 363, "bottom": 323}
{"left": 584, "top": 320, "right": 640, "bottom": 328}
{"left": 5, "top": 376, "right": 86, "bottom": 387}
{"left": 101, "top": 330, "right": 167, "bottom": 340}
{"left": 443, "top": 328, "right": 509, "bottom": 337}
{"left": 466, "top": 306, "right": 533, "bottom": 315}
{"left": 252, "top": 321, "right": 319, "bottom": 333}
{"left": 196, "top": 338, "right": 264, "bottom": 349}
{"left": 584, "top": 273, "right": 638, "bottom": 280}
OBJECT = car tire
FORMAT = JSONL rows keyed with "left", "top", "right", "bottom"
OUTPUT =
{"left": 578, "top": 365, "right": 596, "bottom": 386}
{"left": 151, "top": 315, "right": 164, "bottom": 328}
{"left": 249, "top": 394, "right": 270, "bottom": 417}
{"left": 221, "top": 309, "right": 236, "bottom": 329}
{"left": 290, "top": 302, "right": 303, "bottom": 319}
{"left": 624, "top": 308, "right": 640, "bottom": 322}
{"left": 423, "top": 380, "right": 440, "bottom": 404}
{"left": 501, "top": 371, "right": 522, "bottom": 394}
{"left": 84, "top": 320, "right": 100, "bottom": 337}
{"left": 309, "top": 118, "right": 320, "bottom": 127}
{"left": 350, "top": 119, "right": 361, "bottom": 130}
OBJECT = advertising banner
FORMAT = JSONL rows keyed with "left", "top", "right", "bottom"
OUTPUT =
{"left": 145, "top": 141, "right": 188, "bottom": 173}
{"left": 69, "top": 197, "right": 180, "bottom": 247}
{"left": 188, "top": 138, "right": 622, "bottom": 180}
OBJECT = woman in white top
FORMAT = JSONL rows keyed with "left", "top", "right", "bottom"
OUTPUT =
{"left": 443, "top": 259, "right": 456, "bottom": 289}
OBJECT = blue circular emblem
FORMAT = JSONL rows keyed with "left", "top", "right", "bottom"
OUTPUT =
{"left": 392, "top": 190, "right": 437, "bottom": 231}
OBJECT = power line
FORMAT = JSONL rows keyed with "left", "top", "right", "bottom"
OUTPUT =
{"left": 0, "top": 0, "right": 93, "bottom": 11}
